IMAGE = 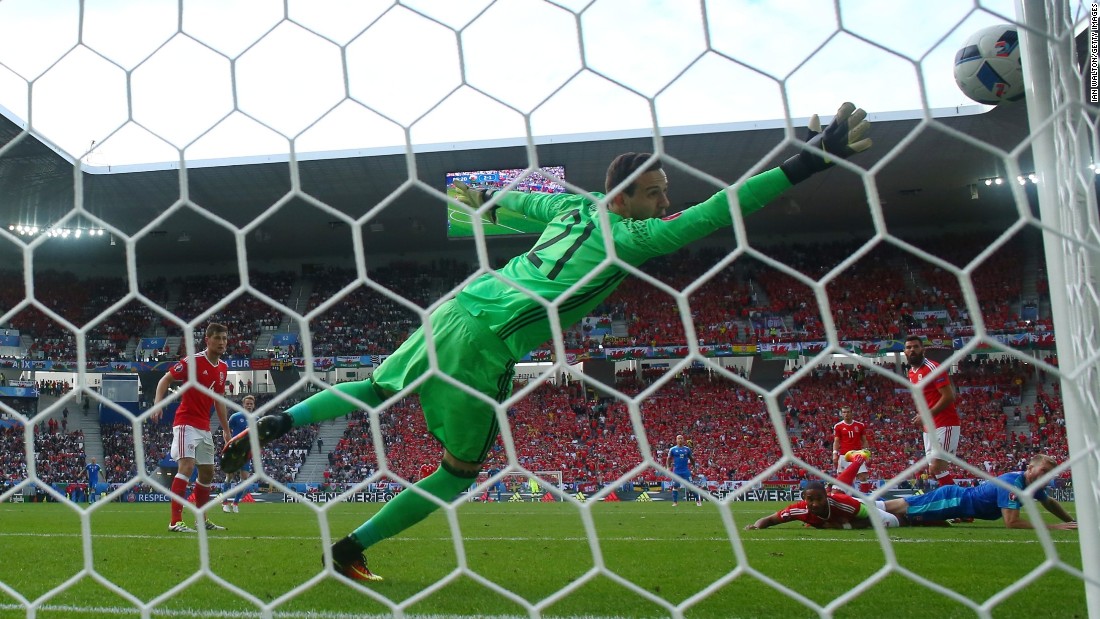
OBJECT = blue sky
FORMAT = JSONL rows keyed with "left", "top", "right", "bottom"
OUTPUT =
{"left": 0, "top": 0, "right": 1059, "bottom": 170}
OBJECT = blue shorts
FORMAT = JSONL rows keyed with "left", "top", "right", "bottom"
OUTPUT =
{"left": 904, "top": 485, "right": 971, "bottom": 522}
{"left": 670, "top": 472, "right": 692, "bottom": 488}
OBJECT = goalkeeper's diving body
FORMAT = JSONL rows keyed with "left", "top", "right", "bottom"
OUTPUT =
{"left": 221, "top": 103, "right": 873, "bottom": 582}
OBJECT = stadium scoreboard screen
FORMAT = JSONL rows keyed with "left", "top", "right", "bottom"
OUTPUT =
{"left": 445, "top": 166, "right": 566, "bottom": 239}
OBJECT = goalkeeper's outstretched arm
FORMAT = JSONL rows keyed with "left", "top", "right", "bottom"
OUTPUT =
{"left": 779, "top": 102, "right": 872, "bottom": 184}
{"left": 452, "top": 102, "right": 873, "bottom": 239}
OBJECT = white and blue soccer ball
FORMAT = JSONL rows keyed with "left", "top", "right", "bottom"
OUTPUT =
{"left": 953, "top": 24, "right": 1025, "bottom": 105}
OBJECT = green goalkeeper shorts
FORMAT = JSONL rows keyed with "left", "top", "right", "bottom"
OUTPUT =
{"left": 371, "top": 299, "right": 516, "bottom": 464}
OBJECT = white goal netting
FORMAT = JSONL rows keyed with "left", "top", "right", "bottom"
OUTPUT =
{"left": 0, "top": 1, "right": 1097, "bottom": 618}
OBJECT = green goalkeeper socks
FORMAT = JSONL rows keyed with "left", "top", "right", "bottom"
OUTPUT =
{"left": 351, "top": 465, "right": 474, "bottom": 549}
{"left": 285, "top": 379, "right": 385, "bottom": 426}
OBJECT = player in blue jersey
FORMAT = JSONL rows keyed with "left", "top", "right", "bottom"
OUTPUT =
{"left": 883, "top": 454, "right": 1077, "bottom": 529}
{"left": 221, "top": 103, "right": 873, "bottom": 581}
{"left": 85, "top": 457, "right": 102, "bottom": 504}
{"left": 665, "top": 435, "right": 699, "bottom": 506}
{"left": 222, "top": 395, "right": 256, "bottom": 513}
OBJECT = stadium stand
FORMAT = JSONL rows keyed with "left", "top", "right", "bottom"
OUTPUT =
{"left": 317, "top": 357, "right": 1067, "bottom": 492}
{"left": 0, "top": 237, "right": 1068, "bottom": 493}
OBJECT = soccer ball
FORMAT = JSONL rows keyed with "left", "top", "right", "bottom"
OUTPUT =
{"left": 845, "top": 449, "right": 872, "bottom": 463}
{"left": 953, "top": 25, "right": 1024, "bottom": 105}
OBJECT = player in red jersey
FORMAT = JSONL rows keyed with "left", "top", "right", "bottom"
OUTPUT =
{"left": 832, "top": 406, "right": 870, "bottom": 487}
{"left": 418, "top": 463, "right": 435, "bottom": 482}
{"left": 744, "top": 454, "right": 898, "bottom": 530}
{"left": 904, "top": 335, "right": 960, "bottom": 489}
{"left": 152, "top": 323, "right": 232, "bottom": 533}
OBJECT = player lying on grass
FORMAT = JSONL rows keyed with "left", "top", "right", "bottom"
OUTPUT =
{"left": 744, "top": 452, "right": 900, "bottom": 530}
{"left": 882, "top": 454, "right": 1077, "bottom": 529}
{"left": 221, "top": 103, "right": 873, "bottom": 582}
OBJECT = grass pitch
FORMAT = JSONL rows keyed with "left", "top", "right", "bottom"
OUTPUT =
{"left": 0, "top": 501, "right": 1085, "bottom": 619}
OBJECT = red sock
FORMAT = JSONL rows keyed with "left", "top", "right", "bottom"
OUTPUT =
{"left": 193, "top": 482, "right": 211, "bottom": 509}
{"left": 935, "top": 471, "right": 955, "bottom": 486}
{"left": 837, "top": 455, "right": 865, "bottom": 487}
{"left": 170, "top": 474, "right": 190, "bottom": 525}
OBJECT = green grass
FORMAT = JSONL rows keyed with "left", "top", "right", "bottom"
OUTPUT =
{"left": 0, "top": 501, "right": 1086, "bottom": 619}
{"left": 446, "top": 194, "right": 548, "bottom": 238}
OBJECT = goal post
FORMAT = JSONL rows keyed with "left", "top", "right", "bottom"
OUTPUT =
{"left": 1017, "top": 2, "right": 1100, "bottom": 614}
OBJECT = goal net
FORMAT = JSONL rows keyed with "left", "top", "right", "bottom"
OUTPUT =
{"left": 0, "top": 1, "right": 1096, "bottom": 618}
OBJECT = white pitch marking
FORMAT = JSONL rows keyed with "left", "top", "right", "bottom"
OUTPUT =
{"left": 0, "top": 531, "right": 1075, "bottom": 544}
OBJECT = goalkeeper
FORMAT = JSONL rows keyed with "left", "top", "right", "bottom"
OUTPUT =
{"left": 221, "top": 103, "right": 872, "bottom": 582}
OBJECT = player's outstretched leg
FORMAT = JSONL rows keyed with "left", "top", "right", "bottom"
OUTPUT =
{"left": 327, "top": 535, "right": 384, "bottom": 582}
{"left": 838, "top": 451, "right": 870, "bottom": 488}
{"left": 327, "top": 460, "right": 479, "bottom": 579}
{"left": 221, "top": 412, "right": 293, "bottom": 473}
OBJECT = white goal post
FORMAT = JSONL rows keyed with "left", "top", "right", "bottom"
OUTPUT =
{"left": 1017, "top": 2, "right": 1100, "bottom": 615}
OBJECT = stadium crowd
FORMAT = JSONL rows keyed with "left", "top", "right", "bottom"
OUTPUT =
{"left": 98, "top": 393, "right": 319, "bottom": 486}
{"left": 0, "top": 350, "right": 1071, "bottom": 497}
{"left": 0, "top": 235, "right": 1053, "bottom": 364}
{"left": 0, "top": 236, "right": 1072, "bottom": 496}
{"left": 304, "top": 261, "right": 468, "bottom": 358}
{"left": 313, "top": 355, "right": 1067, "bottom": 493}
{"left": 0, "top": 422, "right": 87, "bottom": 490}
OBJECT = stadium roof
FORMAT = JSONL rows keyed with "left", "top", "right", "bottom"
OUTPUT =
{"left": 0, "top": 101, "right": 1041, "bottom": 270}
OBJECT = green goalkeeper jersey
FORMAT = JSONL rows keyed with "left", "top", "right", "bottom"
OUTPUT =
{"left": 455, "top": 167, "right": 793, "bottom": 359}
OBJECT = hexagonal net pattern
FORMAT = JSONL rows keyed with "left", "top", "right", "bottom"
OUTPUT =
{"left": 0, "top": 1, "right": 1096, "bottom": 618}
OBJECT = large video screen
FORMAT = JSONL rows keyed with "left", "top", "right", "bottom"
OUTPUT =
{"left": 445, "top": 166, "right": 566, "bottom": 238}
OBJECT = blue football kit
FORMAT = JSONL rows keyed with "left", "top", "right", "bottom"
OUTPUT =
{"left": 904, "top": 472, "right": 1045, "bottom": 523}
{"left": 668, "top": 445, "right": 694, "bottom": 484}
{"left": 226, "top": 412, "right": 254, "bottom": 473}
{"left": 85, "top": 463, "right": 100, "bottom": 485}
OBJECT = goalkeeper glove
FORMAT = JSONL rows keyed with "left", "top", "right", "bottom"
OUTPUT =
{"left": 806, "top": 113, "right": 821, "bottom": 140}
{"left": 451, "top": 180, "right": 501, "bottom": 224}
{"left": 780, "top": 102, "right": 871, "bottom": 185}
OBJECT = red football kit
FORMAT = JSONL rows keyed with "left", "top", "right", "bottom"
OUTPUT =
{"left": 775, "top": 493, "right": 862, "bottom": 528}
{"left": 420, "top": 463, "right": 436, "bottom": 480}
{"left": 168, "top": 353, "right": 227, "bottom": 431}
{"left": 833, "top": 420, "right": 868, "bottom": 454}
{"left": 907, "top": 358, "right": 960, "bottom": 427}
